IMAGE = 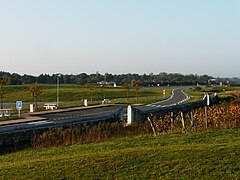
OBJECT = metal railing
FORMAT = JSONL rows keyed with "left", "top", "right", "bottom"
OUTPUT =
{"left": 127, "top": 94, "right": 220, "bottom": 123}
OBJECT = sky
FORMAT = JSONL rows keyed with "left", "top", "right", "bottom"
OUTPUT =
{"left": 0, "top": 0, "right": 240, "bottom": 77}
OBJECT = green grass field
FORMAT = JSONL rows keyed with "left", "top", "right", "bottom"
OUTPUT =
{"left": 3, "top": 84, "right": 239, "bottom": 103}
{"left": 0, "top": 116, "right": 19, "bottom": 122}
{"left": 2, "top": 84, "right": 238, "bottom": 114}
{"left": 2, "top": 84, "right": 173, "bottom": 112}
{"left": 0, "top": 128, "right": 239, "bottom": 179}
{"left": 3, "top": 84, "right": 173, "bottom": 102}
{"left": 185, "top": 86, "right": 240, "bottom": 102}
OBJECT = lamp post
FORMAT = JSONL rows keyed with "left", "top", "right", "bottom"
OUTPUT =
{"left": 56, "top": 74, "right": 61, "bottom": 107}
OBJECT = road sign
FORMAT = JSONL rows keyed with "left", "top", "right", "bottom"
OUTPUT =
{"left": 16, "top": 101, "right": 23, "bottom": 110}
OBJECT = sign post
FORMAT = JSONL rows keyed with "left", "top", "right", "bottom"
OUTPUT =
{"left": 16, "top": 101, "right": 23, "bottom": 118}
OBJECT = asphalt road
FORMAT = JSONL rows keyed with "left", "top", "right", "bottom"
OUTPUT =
{"left": 134, "top": 89, "right": 191, "bottom": 111}
{"left": 40, "top": 105, "right": 121, "bottom": 121}
{"left": 0, "top": 105, "right": 122, "bottom": 134}
{"left": 0, "top": 88, "right": 190, "bottom": 134}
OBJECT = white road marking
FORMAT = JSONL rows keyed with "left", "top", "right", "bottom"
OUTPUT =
{"left": 150, "top": 89, "right": 175, "bottom": 105}
{"left": 28, "top": 121, "right": 52, "bottom": 125}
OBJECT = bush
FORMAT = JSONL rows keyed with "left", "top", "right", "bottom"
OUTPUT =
{"left": 194, "top": 86, "right": 202, "bottom": 91}
{"left": 151, "top": 102, "right": 240, "bottom": 135}
{"left": 35, "top": 121, "right": 151, "bottom": 148}
{"left": 35, "top": 102, "right": 240, "bottom": 148}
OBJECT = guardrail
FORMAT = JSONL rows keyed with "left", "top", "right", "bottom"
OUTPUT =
{"left": 0, "top": 107, "right": 124, "bottom": 150}
{"left": 0, "top": 107, "right": 124, "bottom": 135}
{"left": 127, "top": 94, "right": 220, "bottom": 124}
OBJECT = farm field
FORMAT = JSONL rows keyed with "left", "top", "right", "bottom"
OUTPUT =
{"left": 0, "top": 128, "right": 239, "bottom": 179}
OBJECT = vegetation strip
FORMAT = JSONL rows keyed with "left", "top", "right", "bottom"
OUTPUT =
{"left": 0, "top": 129, "right": 239, "bottom": 179}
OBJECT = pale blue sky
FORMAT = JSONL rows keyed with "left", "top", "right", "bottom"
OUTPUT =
{"left": 0, "top": 0, "right": 239, "bottom": 77}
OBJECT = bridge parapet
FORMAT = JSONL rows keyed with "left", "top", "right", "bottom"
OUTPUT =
{"left": 127, "top": 94, "right": 219, "bottom": 124}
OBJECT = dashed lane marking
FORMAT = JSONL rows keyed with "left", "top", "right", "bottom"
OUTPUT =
{"left": 28, "top": 121, "right": 52, "bottom": 125}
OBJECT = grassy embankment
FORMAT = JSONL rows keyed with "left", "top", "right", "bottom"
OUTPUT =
{"left": 0, "top": 128, "right": 239, "bottom": 179}
{"left": 185, "top": 86, "right": 240, "bottom": 102}
{"left": 1, "top": 84, "right": 172, "bottom": 112}
{"left": 1, "top": 84, "right": 237, "bottom": 120}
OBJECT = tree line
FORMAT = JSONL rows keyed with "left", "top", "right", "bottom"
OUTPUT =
{"left": 0, "top": 71, "right": 213, "bottom": 86}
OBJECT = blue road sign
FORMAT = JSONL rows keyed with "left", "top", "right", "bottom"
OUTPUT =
{"left": 16, "top": 101, "right": 23, "bottom": 110}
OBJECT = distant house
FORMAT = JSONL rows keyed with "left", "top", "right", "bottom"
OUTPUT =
{"left": 208, "top": 79, "right": 219, "bottom": 86}
{"left": 97, "top": 81, "right": 117, "bottom": 87}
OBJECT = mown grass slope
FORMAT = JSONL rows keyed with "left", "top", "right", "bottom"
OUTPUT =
{"left": 3, "top": 84, "right": 172, "bottom": 103}
{"left": 0, "top": 129, "right": 239, "bottom": 179}
{"left": 3, "top": 84, "right": 172, "bottom": 112}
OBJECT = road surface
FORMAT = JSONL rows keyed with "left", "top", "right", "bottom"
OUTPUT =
{"left": 0, "top": 88, "right": 190, "bottom": 134}
{"left": 134, "top": 89, "right": 191, "bottom": 111}
{"left": 0, "top": 105, "right": 122, "bottom": 134}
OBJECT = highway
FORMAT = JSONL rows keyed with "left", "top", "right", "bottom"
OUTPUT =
{"left": 0, "top": 88, "right": 190, "bottom": 134}
{"left": 0, "top": 105, "right": 122, "bottom": 134}
{"left": 134, "top": 89, "right": 191, "bottom": 111}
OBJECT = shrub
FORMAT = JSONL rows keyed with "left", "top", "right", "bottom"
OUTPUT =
{"left": 35, "top": 121, "right": 150, "bottom": 148}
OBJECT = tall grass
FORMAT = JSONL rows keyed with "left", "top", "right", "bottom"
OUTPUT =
{"left": 35, "top": 121, "right": 150, "bottom": 148}
{"left": 35, "top": 101, "right": 240, "bottom": 148}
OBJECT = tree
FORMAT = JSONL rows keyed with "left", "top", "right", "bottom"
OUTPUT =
{"left": 0, "top": 77, "right": 8, "bottom": 109}
{"left": 29, "top": 83, "right": 42, "bottom": 111}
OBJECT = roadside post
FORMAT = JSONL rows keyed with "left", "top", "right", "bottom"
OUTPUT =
{"left": 84, "top": 99, "right": 88, "bottom": 106}
{"left": 30, "top": 104, "right": 34, "bottom": 113}
{"left": 127, "top": 105, "right": 134, "bottom": 125}
{"left": 16, "top": 101, "right": 23, "bottom": 118}
{"left": 163, "top": 90, "right": 166, "bottom": 98}
{"left": 205, "top": 94, "right": 210, "bottom": 129}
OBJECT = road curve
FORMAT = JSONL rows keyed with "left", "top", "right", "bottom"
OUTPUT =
{"left": 134, "top": 88, "right": 191, "bottom": 111}
{"left": 0, "top": 89, "right": 190, "bottom": 134}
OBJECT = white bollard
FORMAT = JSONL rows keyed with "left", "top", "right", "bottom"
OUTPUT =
{"left": 127, "top": 105, "right": 134, "bottom": 125}
{"left": 84, "top": 99, "right": 88, "bottom": 106}
{"left": 30, "top": 104, "right": 34, "bottom": 112}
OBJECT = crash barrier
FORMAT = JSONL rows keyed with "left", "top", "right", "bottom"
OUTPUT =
{"left": 127, "top": 94, "right": 219, "bottom": 124}
{"left": 0, "top": 106, "right": 124, "bottom": 152}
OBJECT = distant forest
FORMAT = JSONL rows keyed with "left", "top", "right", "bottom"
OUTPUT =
{"left": 0, "top": 71, "right": 218, "bottom": 86}
{"left": 1, "top": 71, "right": 239, "bottom": 86}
